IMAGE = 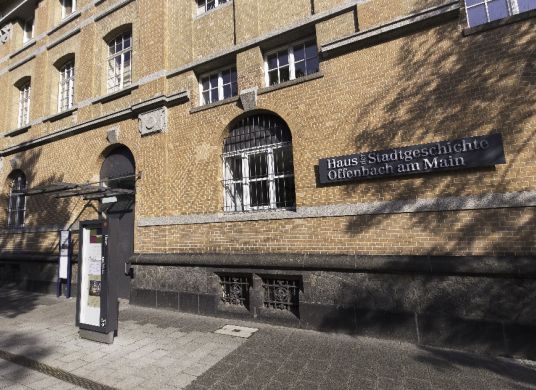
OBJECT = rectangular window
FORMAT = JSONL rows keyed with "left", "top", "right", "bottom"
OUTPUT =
{"left": 61, "top": 0, "right": 76, "bottom": 19}
{"left": 58, "top": 61, "right": 75, "bottom": 112}
{"left": 7, "top": 174, "right": 26, "bottom": 229}
{"left": 18, "top": 83, "right": 31, "bottom": 128}
{"left": 199, "top": 66, "right": 238, "bottom": 105}
{"left": 465, "top": 0, "right": 536, "bottom": 27}
{"left": 197, "top": 0, "right": 228, "bottom": 15}
{"left": 265, "top": 40, "right": 319, "bottom": 86}
{"left": 23, "top": 18, "right": 34, "bottom": 44}
{"left": 107, "top": 32, "right": 132, "bottom": 93}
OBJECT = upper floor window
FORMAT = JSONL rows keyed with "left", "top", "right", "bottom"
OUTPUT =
{"left": 265, "top": 40, "right": 319, "bottom": 87}
{"left": 107, "top": 31, "right": 132, "bottom": 93}
{"left": 17, "top": 81, "right": 31, "bottom": 127}
{"left": 7, "top": 172, "right": 27, "bottom": 229}
{"left": 58, "top": 60, "right": 75, "bottom": 112}
{"left": 465, "top": 0, "right": 536, "bottom": 27}
{"left": 199, "top": 66, "right": 238, "bottom": 105}
{"left": 197, "top": 0, "right": 228, "bottom": 15}
{"left": 222, "top": 114, "right": 296, "bottom": 212}
{"left": 22, "top": 18, "right": 34, "bottom": 44}
{"left": 61, "top": 0, "right": 77, "bottom": 19}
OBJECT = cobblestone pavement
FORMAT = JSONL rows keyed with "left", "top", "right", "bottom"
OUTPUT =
{"left": 0, "top": 357, "right": 81, "bottom": 390}
{"left": 187, "top": 327, "right": 536, "bottom": 390}
{"left": 1, "top": 289, "right": 536, "bottom": 390}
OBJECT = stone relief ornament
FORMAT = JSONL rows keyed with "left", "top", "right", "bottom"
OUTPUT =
{"left": 10, "top": 156, "right": 21, "bottom": 170}
{"left": 239, "top": 87, "right": 257, "bottom": 111}
{"left": 106, "top": 127, "right": 119, "bottom": 144}
{"left": 0, "top": 24, "right": 12, "bottom": 45}
{"left": 138, "top": 107, "right": 167, "bottom": 136}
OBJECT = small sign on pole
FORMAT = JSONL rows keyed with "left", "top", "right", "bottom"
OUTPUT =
{"left": 57, "top": 230, "right": 72, "bottom": 298}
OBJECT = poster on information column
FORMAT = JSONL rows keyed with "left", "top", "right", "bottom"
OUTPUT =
{"left": 59, "top": 230, "right": 70, "bottom": 279}
{"left": 78, "top": 225, "right": 104, "bottom": 327}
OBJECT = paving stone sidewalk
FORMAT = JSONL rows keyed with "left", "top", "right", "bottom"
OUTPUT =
{"left": 0, "top": 289, "right": 245, "bottom": 389}
{"left": 1, "top": 288, "right": 536, "bottom": 390}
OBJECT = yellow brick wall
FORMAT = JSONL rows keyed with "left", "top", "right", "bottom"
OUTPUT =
{"left": 135, "top": 208, "right": 536, "bottom": 256}
{"left": 0, "top": 0, "right": 534, "bottom": 256}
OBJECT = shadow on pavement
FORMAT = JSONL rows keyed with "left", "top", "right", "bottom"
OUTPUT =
{"left": 415, "top": 346, "right": 536, "bottom": 387}
{"left": 0, "top": 331, "right": 52, "bottom": 384}
{"left": 0, "top": 288, "right": 49, "bottom": 319}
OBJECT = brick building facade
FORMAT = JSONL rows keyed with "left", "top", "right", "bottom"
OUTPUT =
{"left": 0, "top": 0, "right": 535, "bottom": 356}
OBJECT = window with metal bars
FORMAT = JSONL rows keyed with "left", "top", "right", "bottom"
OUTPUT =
{"left": 219, "top": 274, "right": 250, "bottom": 308}
{"left": 265, "top": 40, "right": 319, "bottom": 86}
{"left": 58, "top": 60, "right": 75, "bottom": 112}
{"left": 222, "top": 114, "right": 296, "bottom": 212}
{"left": 61, "top": 0, "right": 76, "bottom": 19}
{"left": 17, "top": 81, "right": 31, "bottom": 128}
{"left": 465, "top": 0, "right": 536, "bottom": 27}
{"left": 107, "top": 31, "right": 132, "bottom": 93}
{"left": 7, "top": 172, "right": 27, "bottom": 229}
{"left": 262, "top": 277, "right": 300, "bottom": 315}
{"left": 199, "top": 66, "right": 238, "bottom": 105}
{"left": 197, "top": 0, "right": 228, "bottom": 15}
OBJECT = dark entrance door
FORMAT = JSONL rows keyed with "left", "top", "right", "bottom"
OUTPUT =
{"left": 100, "top": 146, "right": 136, "bottom": 299}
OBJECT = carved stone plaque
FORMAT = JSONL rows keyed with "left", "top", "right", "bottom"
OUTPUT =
{"left": 139, "top": 108, "right": 167, "bottom": 136}
{"left": 0, "top": 24, "right": 12, "bottom": 45}
{"left": 240, "top": 87, "right": 257, "bottom": 111}
{"left": 106, "top": 127, "right": 119, "bottom": 144}
{"left": 10, "top": 156, "right": 21, "bottom": 170}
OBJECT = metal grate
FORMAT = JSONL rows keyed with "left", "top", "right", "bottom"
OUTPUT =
{"left": 262, "top": 277, "right": 300, "bottom": 314}
{"left": 222, "top": 115, "right": 296, "bottom": 212}
{"left": 219, "top": 275, "right": 250, "bottom": 308}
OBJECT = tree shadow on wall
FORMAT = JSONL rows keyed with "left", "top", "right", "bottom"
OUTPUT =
{"left": 317, "top": 10, "right": 536, "bottom": 382}
{"left": 339, "top": 15, "right": 536, "bottom": 249}
{"left": 0, "top": 148, "right": 97, "bottom": 313}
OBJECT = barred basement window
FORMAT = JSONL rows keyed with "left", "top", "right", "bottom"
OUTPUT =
{"left": 262, "top": 277, "right": 300, "bottom": 315}
{"left": 58, "top": 60, "right": 75, "bottom": 112}
{"left": 219, "top": 275, "right": 250, "bottom": 307}
{"left": 222, "top": 114, "right": 296, "bottom": 212}
{"left": 265, "top": 40, "right": 319, "bottom": 86}
{"left": 17, "top": 81, "right": 31, "bottom": 128}
{"left": 107, "top": 31, "right": 132, "bottom": 93}
{"left": 7, "top": 172, "right": 27, "bottom": 229}
{"left": 197, "top": 0, "right": 228, "bottom": 15}
{"left": 199, "top": 66, "right": 237, "bottom": 105}
{"left": 465, "top": 0, "right": 536, "bottom": 27}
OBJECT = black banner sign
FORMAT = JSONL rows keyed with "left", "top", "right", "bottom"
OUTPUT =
{"left": 318, "top": 133, "right": 506, "bottom": 184}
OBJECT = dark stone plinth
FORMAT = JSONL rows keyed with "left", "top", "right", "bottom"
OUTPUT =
{"left": 179, "top": 292, "right": 198, "bottom": 313}
{"left": 156, "top": 290, "right": 178, "bottom": 310}
{"left": 130, "top": 288, "right": 156, "bottom": 307}
{"left": 417, "top": 314, "right": 505, "bottom": 355}
{"left": 198, "top": 294, "right": 217, "bottom": 315}
{"left": 79, "top": 329, "right": 114, "bottom": 344}
{"left": 300, "top": 303, "right": 356, "bottom": 332}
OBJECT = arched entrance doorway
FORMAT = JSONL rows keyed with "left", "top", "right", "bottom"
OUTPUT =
{"left": 100, "top": 146, "right": 135, "bottom": 299}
